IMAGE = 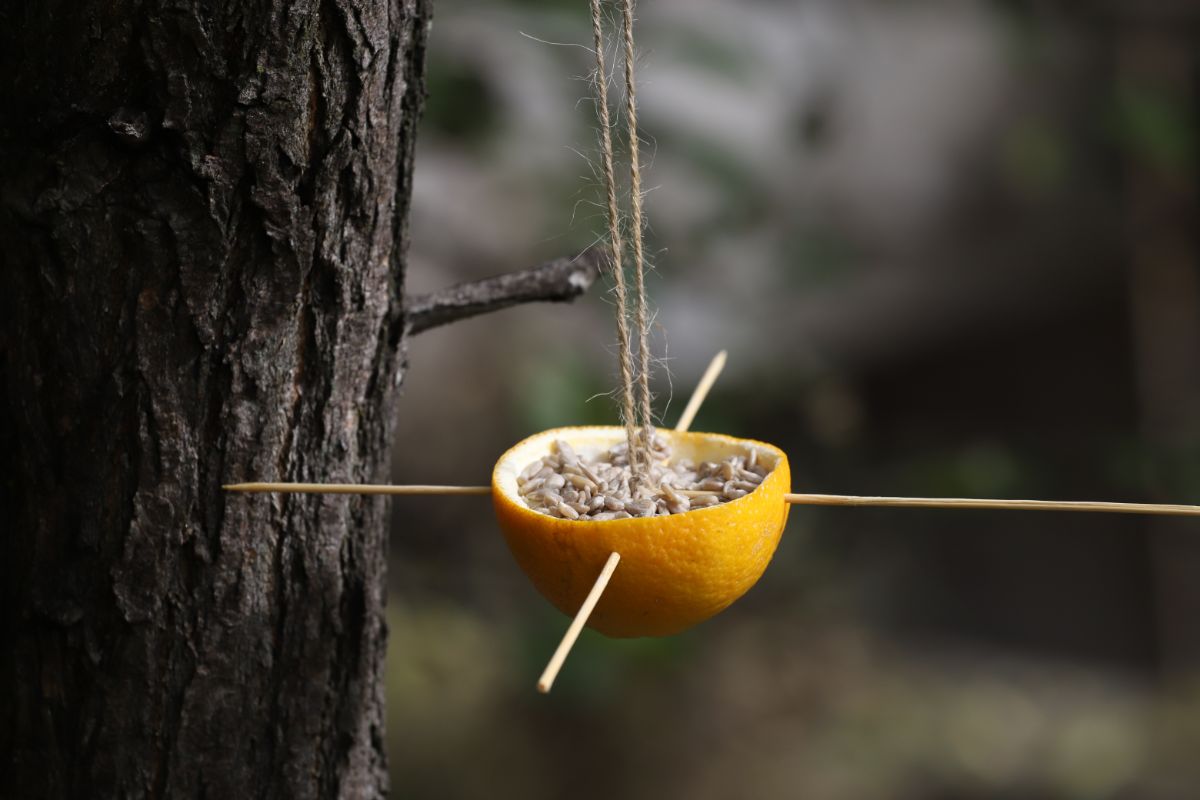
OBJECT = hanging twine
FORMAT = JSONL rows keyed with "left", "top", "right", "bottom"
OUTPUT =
{"left": 589, "top": 0, "right": 642, "bottom": 474}
{"left": 618, "top": 0, "right": 655, "bottom": 458}
{"left": 590, "top": 0, "right": 655, "bottom": 475}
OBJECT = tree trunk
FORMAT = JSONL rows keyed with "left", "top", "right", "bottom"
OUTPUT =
{"left": 1, "top": 0, "right": 432, "bottom": 796}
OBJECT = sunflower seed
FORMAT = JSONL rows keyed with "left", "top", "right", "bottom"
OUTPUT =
{"left": 555, "top": 440, "right": 579, "bottom": 467}
{"left": 566, "top": 473, "right": 597, "bottom": 491}
{"left": 626, "top": 499, "right": 657, "bottom": 517}
{"left": 516, "top": 433, "right": 775, "bottom": 520}
{"left": 722, "top": 482, "right": 748, "bottom": 500}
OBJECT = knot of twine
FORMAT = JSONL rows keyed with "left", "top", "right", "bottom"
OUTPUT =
{"left": 590, "top": 0, "right": 654, "bottom": 477}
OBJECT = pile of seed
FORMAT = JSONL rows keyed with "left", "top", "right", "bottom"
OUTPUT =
{"left": 516, "top": 435, "right": 771, "bottom": 520}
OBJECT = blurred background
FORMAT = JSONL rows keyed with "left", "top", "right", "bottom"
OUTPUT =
{"left": 388, "top": 0, "right": 1200, "bottom": 797}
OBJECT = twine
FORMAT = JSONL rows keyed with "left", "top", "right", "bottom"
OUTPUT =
{"left": 619, "top": 0, "right": 655, "bottom": 458}
{"left": 590, "top": 0, "right": 655, "bottom": 475}
{"left": 589, "top": 0, "right": 642, "bottom": 474}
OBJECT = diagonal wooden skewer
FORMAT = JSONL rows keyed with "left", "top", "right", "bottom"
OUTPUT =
{"left": 534, "top": 350, "right": 729, "bottom": 693}
{"left": 537, "top": 552, "right": 621, "bottom": 693}
{"left": 674, "top": 350, "right": 726, "bottom": 432}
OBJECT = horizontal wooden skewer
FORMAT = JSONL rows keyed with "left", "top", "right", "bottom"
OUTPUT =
{"left": 221, "top": 344, "right": 1198, "bottom": 699}
{"left": 223, "top": 482, "right": 492, "bottom": 496}
{"left": 783, "top": 493, "right": 1200, "bottom": 517}
{"left": 224, "top": 482, "right": 1200, "bottom": 517}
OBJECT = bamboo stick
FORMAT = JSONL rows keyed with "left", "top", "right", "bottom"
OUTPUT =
{"left": 536, "top": 351, "right": 730, "bottom": 692}
{"left": 224, "top": 484, "right": 1200, "bottom": 518}
{"left": 223, "top": 349, "right": 729, "bottom": 500}
{"left": 784, "top": 493, "right": 1200, "bottom": 517}
{"left": 674, "top": 350, "right": 727, "bottom": 433}
{"left": 537, "top": 552, "right": 621, "bottom": 693}
{"left": 222, "top": 482, "right": 491, "bottom": 496}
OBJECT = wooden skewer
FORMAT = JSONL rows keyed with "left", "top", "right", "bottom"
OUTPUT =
{"left": 222, "top": 345, "right": 1198, "bottom": 700}
{"left": 678, "top": 489, "right": 1200, "bottom": 517}
{"left": 784, "top": 493, "right": 1200, "bottom": 517}
{"left": 222, "top": 482, "right": 491, "bottom": 496}
{"left": 224, "top": 484, "right": 1200, "bottom": 518}
{"left": 537, "top": 351, "right": 728, "bottom": 692}
{"left": 223, "top": 350, "right": 727, "bottom": 500}
{"left": 674, "top": 350, "right": 727, "bottom": 432}
{"left": 537, "top": 552, "right": 621, "bottom": 694}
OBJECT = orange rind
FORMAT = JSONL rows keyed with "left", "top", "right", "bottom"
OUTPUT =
{"left": 492, "top": 426, "right": 791, "bottom": 637}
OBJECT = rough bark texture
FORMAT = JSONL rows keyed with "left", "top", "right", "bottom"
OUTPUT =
{"left": 1, "top": 0, "right": 432, "bottom": 796}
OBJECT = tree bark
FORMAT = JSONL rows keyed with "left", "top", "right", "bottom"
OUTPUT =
{"left": 1, "top": 1, "right": 432, "bottom": 796}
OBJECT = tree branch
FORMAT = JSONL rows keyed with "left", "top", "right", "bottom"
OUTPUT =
{"left": 405, "top": 248, "right": 603, "bottom": 335}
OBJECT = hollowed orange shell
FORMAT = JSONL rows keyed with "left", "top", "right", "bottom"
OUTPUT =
{"left": 492, "top": 426, "right": 790, "bottom": 637}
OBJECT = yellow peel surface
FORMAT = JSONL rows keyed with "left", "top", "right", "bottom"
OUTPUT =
{"left": 492, "top": 426, "right": 790, "bottom": 638}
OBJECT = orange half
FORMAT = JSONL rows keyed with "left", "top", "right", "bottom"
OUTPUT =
{"left": 492, "top": 426, "right": 791, "bottom": 637}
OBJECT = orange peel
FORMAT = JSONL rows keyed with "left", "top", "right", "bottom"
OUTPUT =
{"left": 492, "top": 426, "right": 791, "bottom": 637}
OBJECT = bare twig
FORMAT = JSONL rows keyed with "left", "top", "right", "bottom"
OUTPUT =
{"left": 405, "top": 248, "right": 602, "bottom": 335}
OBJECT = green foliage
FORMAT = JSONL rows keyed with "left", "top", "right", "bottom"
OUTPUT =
{"left": 424, "top": 58, "right": 501, "bottom": 148}
{"left": 1110, "top": 80, "right": 1196, "bottom": 173}
{"left": 1106, "top": 439, "right": 1200, "bottom": 504}
{"left": 1002, "top": 116, "right": 1068, "bottom": 196}
{"left": 895, "top": 443, "right": 1026, "bottom": 498}
{"left": 666, "top": 29, "right": 755, "bottom": 83}
{"left": 503, "top": 0, "right": 589, "bottom": 18}
{"left": 513, "top": 350, "right": 615, "bottom": 431}
{"left": 517, "top": 606, "right": 693, "bottom": 706}
{"left": 782, "top": 226, "right": 860, "bottom": 288}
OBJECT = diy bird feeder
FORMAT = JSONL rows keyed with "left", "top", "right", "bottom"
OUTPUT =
{"left": 224, "top": 0, "right": 1200, "bottom": 694}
